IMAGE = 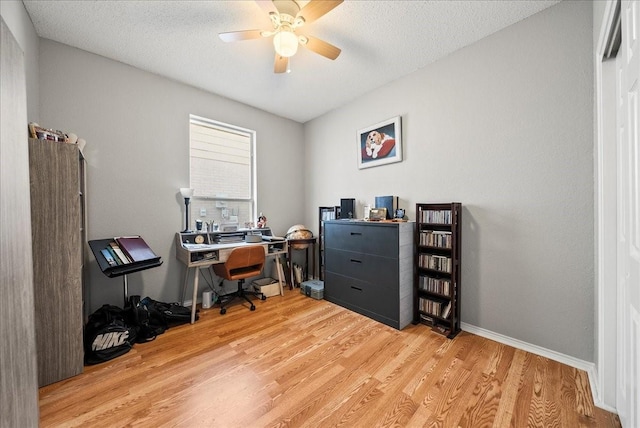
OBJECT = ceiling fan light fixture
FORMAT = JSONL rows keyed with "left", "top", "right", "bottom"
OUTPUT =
{"left": 219, "top": 0, "right": 343, "bottom": 73}
{"left": 273, "top": 29, "right": 298, "bottom": 57}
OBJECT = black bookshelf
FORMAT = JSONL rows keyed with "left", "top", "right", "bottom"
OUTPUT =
{"left": 318, "top": 206, "right": 339, "bottom": 280}
{"left": 414, "top": 203, "right": 461, "bottom": 338}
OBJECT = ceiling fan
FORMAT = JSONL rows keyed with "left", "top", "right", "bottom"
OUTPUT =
{"left": 219, "top": 0, "right": 343, "bottom": 73}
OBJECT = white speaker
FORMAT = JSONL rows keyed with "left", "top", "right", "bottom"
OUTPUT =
{"left": 202, "top": 291, "right": 212, "bottom": 309}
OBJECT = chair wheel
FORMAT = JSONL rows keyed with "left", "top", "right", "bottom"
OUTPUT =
{"left": 220, "top": 308, "right": 226, "bottom": 315}
{"left": 250, "top": 305, "right": 256, "bottom": 311}
{"left": 261, "top": 295, "right": 266, "bottom": 301}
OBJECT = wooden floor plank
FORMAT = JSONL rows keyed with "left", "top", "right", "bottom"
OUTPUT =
{"left": 39, "top": 289, "right": 620, "bottom": 427}
{"left": 491, "top": 348, "right": 527, "bottom": 427}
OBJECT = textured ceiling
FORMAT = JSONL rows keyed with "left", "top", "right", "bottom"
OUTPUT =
{"left": 23, "top": 0, "right": 560, "bottom": 123}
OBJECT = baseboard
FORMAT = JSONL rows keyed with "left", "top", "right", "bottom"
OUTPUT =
{"left": 460, "top": 322, "right": 615, "bottom": 413}
{"left": 588, "top": 365, "right": 618, "bottom": 413}
{"left": 183, "top": 298, "right": 197, "bottom": 308}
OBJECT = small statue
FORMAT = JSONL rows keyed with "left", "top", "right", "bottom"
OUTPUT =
{"left": 257, "top": 213, "right": 267, "bottom": 228}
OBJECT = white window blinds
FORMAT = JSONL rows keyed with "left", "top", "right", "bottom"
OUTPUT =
{"left": 189, "top": 116, "right": 253, "bottom": 200}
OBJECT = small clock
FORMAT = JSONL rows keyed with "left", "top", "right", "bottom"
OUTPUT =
{"left": 194, "top": 234, "right": 205, "bottom": 244}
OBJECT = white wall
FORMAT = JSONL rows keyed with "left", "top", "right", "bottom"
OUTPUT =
{"left": 304, "top": 0, "right": 594, "bottom": 361}
{"left": 38, "top": 40, "right": 305, "bottom": 310}
{"left": 0, "top": 0, "right": 39, "bottom": 121}
{"left": 593, "top": 0, "right": 610, "bottom": 44}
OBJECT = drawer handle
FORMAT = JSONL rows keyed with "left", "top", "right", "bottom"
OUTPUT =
{"left": 350, "top": 232, "right": 362, "bottom": 236}
{"left": 351, "top": 286, "right": 363, "bottom": 291}
{"left": 350, "top": 259, "right": 362, "bottom": 264}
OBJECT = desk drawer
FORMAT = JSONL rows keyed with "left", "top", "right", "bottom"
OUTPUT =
{"left": 325, "top": 249, "right": 397, "bottom": 286}
{"left": 324, "top": 223, "right": 397, "bottom": 258}
{"left": 324, "top": 271, "right": 398, "bottom": 321}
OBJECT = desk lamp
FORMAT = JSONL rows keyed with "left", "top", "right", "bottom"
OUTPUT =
{"left": 180, "top": 188, "right": 195, "bottom": 232}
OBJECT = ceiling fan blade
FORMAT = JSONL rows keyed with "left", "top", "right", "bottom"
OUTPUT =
{"left": 255, "top": 0, "right": 278, "bottom": 15}
{"left": 300, "top": 35, "right": 341, "bottom": 60}
{"left": 219, "top": 30, "right": 265, "bottom": 43}
{"left": 297, "top": 0, "right": 343, "bottom": 24}
{"left": 274, "top": 54, "right": 288, "bottom": 73}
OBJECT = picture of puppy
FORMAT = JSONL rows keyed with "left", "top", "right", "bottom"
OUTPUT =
{"left": 357, "top": 116, "right": 401, "bottom": 169}
{"left": 365, "top": 130, "right": 393, "bottom": 158}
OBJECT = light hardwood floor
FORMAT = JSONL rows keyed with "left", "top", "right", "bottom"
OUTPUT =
{"left": 40, "top": 289, "right": 620, "bottom": 427}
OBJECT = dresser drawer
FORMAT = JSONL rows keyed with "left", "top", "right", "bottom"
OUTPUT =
{"left": 324, "top": 222, "right": 398, "bottom": 258}
{"left": 325, "top": 249, "right": 397, "bottom": 286}
{"left": 324, "top": 271, "right": 399, "bottom": 321}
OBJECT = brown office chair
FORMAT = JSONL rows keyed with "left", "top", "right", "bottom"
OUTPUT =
{"left": 212, "top": 245, "right": 266, "bottom": 315}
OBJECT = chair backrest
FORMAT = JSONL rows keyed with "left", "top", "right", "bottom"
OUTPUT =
{"left": 213, "top": 245, "right": 266, "bottom": 281}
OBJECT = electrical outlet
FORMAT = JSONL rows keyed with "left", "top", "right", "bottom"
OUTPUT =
{"left": 200, "top": 208, "right": 207, "bottom": 216}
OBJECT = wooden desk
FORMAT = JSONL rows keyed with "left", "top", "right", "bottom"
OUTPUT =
{"left": 175, "top": 232, "right": 287, "bottom": 323}
{"left": 286, "top": 237, "right": 317, "bottom": 289}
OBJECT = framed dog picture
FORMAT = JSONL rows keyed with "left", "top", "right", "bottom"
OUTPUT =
{"left": 357, "top": 116, "right": 402, "bottom": 169}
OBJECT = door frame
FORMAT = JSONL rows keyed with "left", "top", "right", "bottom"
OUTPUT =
{"left": 594, "top": 0, "right": 620, "bottom": 413}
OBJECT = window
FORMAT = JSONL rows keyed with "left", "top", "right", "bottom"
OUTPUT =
{"left": 189, "top": 114, "right": 256, "bottom": 228}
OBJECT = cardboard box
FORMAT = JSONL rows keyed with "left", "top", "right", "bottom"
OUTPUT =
{"left": 300, "top": 280, "right": 324, "bottom": 300}
{"left": 252, "top": 278, "right": 281, "bottom": 297}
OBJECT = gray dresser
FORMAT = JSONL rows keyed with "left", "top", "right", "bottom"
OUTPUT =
{"left": 323, "top": 220, "right": 414, "bottom": 329}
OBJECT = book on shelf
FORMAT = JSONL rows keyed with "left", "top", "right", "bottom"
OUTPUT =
{"left": 105, "top": 246, "right": 123, "bottom": 265}
{"left": 441, "top": 302, "right": 452, "bottom": 319}
{"left": 418, "top": 254, "right": 452, "bottom": 272}
{"left": 115, "top": 235, "right": 159, "bottom": 262}
{"left": 419, "top": 209, "right": 452, "bottom": 224}
{"left": 109, "top": 241, "right": 131, "bottom": 264}
{"left": 420, "top": 230, "right": 453, "bottom": 248}
{"left": 419, "top": 297, "right": 446, "bottom": 317}
{"left": 419, "top": 276, "right": 451, "bottom": 295}
{"left": 100, "top": 248, "right": 116, "bottom": 266}
{"left": 419, "top": 314, "right": 434, "bottom": 326}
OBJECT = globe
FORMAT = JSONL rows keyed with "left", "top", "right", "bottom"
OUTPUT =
{"left": 286, "top": 224, "right": 313, "bottom": 249}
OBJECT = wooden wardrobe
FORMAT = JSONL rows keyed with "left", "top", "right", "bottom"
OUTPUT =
{"left": 29, "top": 137, "right": 86, "bottom": 386}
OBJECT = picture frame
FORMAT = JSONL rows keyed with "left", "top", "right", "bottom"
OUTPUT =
{"left": 369, "top": 207, "right": 387, "bottom": 221}
{"left": 357, "top": 116, "right": 402, "bottom": 169}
